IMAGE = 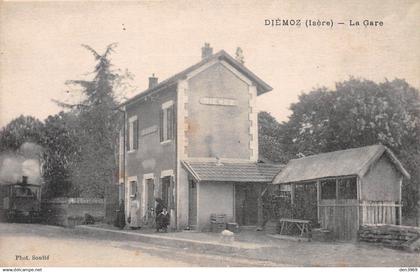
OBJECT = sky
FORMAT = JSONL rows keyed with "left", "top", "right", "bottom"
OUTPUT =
{"left": 1, "top": 0, "right": 419, "bottom": 128}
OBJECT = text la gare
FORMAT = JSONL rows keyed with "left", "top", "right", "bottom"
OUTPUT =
{"left": 350, "top": 20, "right": 384, "bottom": 27}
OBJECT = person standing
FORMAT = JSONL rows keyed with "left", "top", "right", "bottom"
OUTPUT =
{"left": 155, "top": 198, "right": 165, "bottom": 231}
{"left": 156, "top": 207, "right": 170, "bottom": 232}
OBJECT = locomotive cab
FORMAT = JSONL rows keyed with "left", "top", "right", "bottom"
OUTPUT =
{"left": 3, "top": 176, "right": 42, "bottom": 222}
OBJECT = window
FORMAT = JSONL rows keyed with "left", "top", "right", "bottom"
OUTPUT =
{"left": 278, "top": 184, "right": 291, "bottom": 198}
{"left": 321, "top": 180, "right": 336, "bottom": 199}
{"left": 130, "top": 180, "right": 137, "bottom": 198}
{"left": 338, "top": 177, "right": 357, "bottom": 199}
{"left": 160, "top": 101, "right": 175, "bottom": 142}
{"left": 127, "top": 116, "right": 139, "bottom": 151}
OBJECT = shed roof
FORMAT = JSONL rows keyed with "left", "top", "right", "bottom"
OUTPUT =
{"left": 182, "top": 160, "right": 284, "bottom": 183}
{"left": 119, "top": 50, "right": 272, "bottom": 108}
{"left": 272, "top": 145, "right": 410, "bottom": 184}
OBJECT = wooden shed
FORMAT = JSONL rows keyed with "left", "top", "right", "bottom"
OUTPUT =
{"left": 272, "top": 145, "right": 410, "bottom": 240}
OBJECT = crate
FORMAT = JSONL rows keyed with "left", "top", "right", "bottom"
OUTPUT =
{"left": 210, "top": 213, "right": 226, "bottom": 224}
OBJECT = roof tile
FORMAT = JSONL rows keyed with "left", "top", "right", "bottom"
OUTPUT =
{"left": 182, "top": 160, "right": 284, "bottom": 183}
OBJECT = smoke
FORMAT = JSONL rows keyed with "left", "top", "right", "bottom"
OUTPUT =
{"left": 0, "top": 154, "right": 24, "bottom": 185}
{"left": 0, "top": 142, "right": 43, "bottom": 185}
{"left": 20, "top": 142, "right": 43, "bottom": 159}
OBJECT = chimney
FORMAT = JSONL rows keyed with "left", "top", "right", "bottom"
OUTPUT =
{"left": 201, "top": 43, "right": 213, "bottom": 59}
{"left": 148, "top": 74, "right": 158, "bottom": 89}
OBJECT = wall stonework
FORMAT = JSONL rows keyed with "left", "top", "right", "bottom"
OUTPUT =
{"left": 42, "top": 198, "right": 105, "bottom": 227}
{"left": 358, "top": 224, "right": 420, "bottom": 251}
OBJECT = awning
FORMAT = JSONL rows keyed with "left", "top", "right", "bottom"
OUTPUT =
{"left": 181, "top": 160, "right": 284, "bottom": 183}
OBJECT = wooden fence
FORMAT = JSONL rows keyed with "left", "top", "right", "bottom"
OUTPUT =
{"left": 360, "top": 200, "right": 401, "bottom": 225}
{"left": 319, "top": 200, "right": 401, "bottom": 240}
{"left": 319, "top": 199, "right": 359, "bottom": 240}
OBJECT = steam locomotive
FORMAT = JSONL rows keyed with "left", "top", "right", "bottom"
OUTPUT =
{"left": 0, "top": 176, "right": 42, "bottom": 222}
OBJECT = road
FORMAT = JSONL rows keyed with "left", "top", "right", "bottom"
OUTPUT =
{"left": 0, "top": 223, "right": 278, "bottom": 267}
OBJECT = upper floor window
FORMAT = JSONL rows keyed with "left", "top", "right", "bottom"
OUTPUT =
{"left": 160, "top": 101, "right": 175, "bottom": 143}
{"left": 127, "top": 116, "right": 139, "bottom": 151}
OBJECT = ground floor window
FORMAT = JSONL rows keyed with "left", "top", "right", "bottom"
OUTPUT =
{"left": 338, "top": 177, "right": 357, "bottom": 199}
{"left": 321, "top": 180, "right": 336, "bottom": 199}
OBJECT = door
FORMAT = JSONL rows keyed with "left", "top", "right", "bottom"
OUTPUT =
{"left": 188, "top": 179, "right": 197, "bottom": 226}
{"left": 235, "top": 183, "right": 259, "bottom": 226}
{"left": 294, "top": 182, "right": 318, "bottom": 225}
{"left": 146, "top": 179, "right": 155, "bottom": 223}
{"left": 129, "top": 180, "right": 139, "bottom": 226}
{"left": 161, "top": 177, "right": 171, "bottom": 208}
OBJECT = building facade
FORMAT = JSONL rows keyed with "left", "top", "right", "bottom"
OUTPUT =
{"left": 118, "top": 44, "right": 281, "bottom": 230}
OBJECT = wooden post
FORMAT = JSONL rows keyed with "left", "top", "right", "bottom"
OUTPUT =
{"left": 257, "top": 184, "right": 264, "bottom": 228}
{"left": 291, "top": 183, "right": 295, "bottom": 219}
{"left": 399, "top": 177, "right": 403, "bottom": 225}
{"left": 335, "top": 178, "right": 339, "bottom": 201}
{"left": 357, "top": 177, "right": 361, "bottom": 226}
{"left": 291, "top": 183, "right": 295, "bottom": 205}
{"left": 335, "top": 178, "right": 339, "bottom": 232}
{"left": 317, "top": 180, "right": 321, "bottom": 223}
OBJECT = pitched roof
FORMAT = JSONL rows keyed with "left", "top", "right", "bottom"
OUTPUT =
{"left": 272, "top": 145, "right": 410, "bottom": 184}
{"left": 119, "top": 50, "right": 272, "bottom": 108}
{"left": 182, "top": 160, "right": 284, "bottom": 183}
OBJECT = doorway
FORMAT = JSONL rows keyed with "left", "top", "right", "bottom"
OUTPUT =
{"left": 188, "top": 178, "right": 197, "bottom": 227}
{"left": 235, "top": 183, "right": 259, "bottom": 226}
{"left": 129, "top": 179, "right": 139, "bottom": 226}
{"left": 161, "top": 176, "right": 171, "bottom": 208}
{"left": 294, "top": 182, "right": 318, "bottom": 225}
{"left": 145, "top": 178, "right": 155, "bottom": 223}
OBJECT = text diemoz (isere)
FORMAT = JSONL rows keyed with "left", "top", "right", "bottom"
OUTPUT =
{"left": 264, "top": 19, "right": 384, "bottom": 28}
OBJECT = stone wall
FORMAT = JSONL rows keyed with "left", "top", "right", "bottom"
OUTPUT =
{"left": 358, "top": 224, "right": 420, "bottom": 252}
{"left": 42, "top": 198, "right": 105, "bottom": 227}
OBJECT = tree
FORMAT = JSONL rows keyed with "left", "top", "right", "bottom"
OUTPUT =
{"left": 0, "top": 115, "right": 44, "bottom": 152}
{"left": 279, "top": 78, "right": 420, "bottom": 215}
{"left": 258, "top": 111, "right": 290, "bottom": 163}
{"left": 42, "top": 111, "right": 79, "bottom": 198}
{"left": 57, "top": 43, "right": 127, "bottom": 198}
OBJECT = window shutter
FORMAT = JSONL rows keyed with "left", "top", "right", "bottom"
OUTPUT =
{"left": 169, "top": 176, "right": 175, "bottom": 209}
{"left": 171, "top": 105, "right": 175, "bottom": 140}
{"left": 172, "top": 105, "right": 176, "bottom": 140}
{"left": 126, "top": 123, "right": 130, "bottom": 150}
{"left": 159, "top": 109, "right": 164, "bottom": 142}
{"left": 133, "top": 119, "right": 139, "bottom": 150}
{"left": 167, "top": 106, "right": 173, "bottom": 140}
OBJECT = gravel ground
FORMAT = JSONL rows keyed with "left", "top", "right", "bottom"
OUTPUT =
{"left": 1, "top": 222, "right": 419, "bottom": 267}
{"left": 0, "top": 223, "right": 279, "bottom": 267}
